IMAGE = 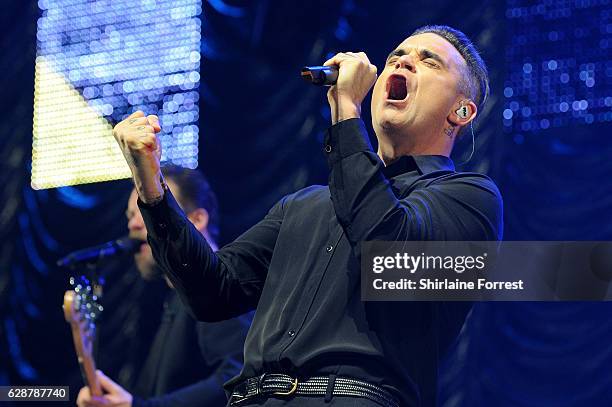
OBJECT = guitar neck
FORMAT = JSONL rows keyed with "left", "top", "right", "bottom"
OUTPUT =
{"left": 69, "top": 321, "right": 102, "bottom": 397}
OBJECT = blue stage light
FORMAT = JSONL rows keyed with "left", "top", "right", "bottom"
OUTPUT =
{"left": 504, "top": 0, "right": 611, "bottom": 136}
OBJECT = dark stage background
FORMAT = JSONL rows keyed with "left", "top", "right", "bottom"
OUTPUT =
{"left": 1, "top": 0, "right": 611, "bottom": 406}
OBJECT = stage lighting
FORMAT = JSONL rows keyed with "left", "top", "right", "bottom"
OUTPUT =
{"left": 503, "top": 1, "right": 612, "bottom": 137}
{"left": 32, "top": 0, "right": 202, "bottom": 189}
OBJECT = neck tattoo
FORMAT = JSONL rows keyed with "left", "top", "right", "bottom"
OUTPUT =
{"left": 444, "top": 126, "right": 455, "bottom": 138}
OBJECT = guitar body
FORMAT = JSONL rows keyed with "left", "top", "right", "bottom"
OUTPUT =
{"left": 63, "top": 288, "right": 102, "bottom": 397}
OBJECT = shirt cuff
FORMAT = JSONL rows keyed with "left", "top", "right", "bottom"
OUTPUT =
{"left": 323, "top": 118, "right": 373, "bottom": 167}
{"left": 137, "top": 188, "right": 187, "bottom": 240}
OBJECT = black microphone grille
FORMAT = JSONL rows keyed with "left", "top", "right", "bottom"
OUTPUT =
{"left": 114, "top": 236, "right": 143, "bottom": 255}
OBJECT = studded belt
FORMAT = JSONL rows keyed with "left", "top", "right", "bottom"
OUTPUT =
{"left": 229, "top": 373, "right": 400, "bottom": 407}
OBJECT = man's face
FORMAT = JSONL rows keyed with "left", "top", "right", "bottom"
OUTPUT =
{"left": 126, "top": 188, "right": 158, "bottom": 280}
{"left": 371, "top": 33, "right": 467, "bottom": 142}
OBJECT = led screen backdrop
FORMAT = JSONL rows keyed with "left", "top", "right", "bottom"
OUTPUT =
{"left": 503, "top": 0, "right": 612, "bottom": 138}
{"left": 32, "top": 0, "right": 202, "bottom": 189}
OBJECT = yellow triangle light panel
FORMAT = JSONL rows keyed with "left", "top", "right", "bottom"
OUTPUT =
{"left": 32, "top": 57, "right": 130, "bottom": 190}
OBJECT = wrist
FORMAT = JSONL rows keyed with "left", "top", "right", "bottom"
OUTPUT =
{"left": 135, "top": 173, "right": 166, "bottom": 205}
{"left": 333, "top": 98, "right": 361, "bottom": 124}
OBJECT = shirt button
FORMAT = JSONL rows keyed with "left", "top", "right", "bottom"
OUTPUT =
{"left": 326, "top": 245, "right": 333, "bottom": 252}
{"left": 158, "top": 223, "right": 167, "bottom": 229}
{"left": 181, "top": 263, "right": 188, "bottom": 268}
{"left": 324, "top": 145, "right": 332, "bottom": 153}
{"left": 288, "top": 330, "right": 296, "bottom": 337}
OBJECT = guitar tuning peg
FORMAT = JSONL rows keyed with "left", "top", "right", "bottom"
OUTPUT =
{"left": 98, "top": 305, "right": 104, "bottom": 312}
{"left": 69, "top": 277, "right": 75, "bottom": 286}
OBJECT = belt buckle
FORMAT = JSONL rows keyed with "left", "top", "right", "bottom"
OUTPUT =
{"left": 272, "top": 377, "right": 298, "bottom": 396}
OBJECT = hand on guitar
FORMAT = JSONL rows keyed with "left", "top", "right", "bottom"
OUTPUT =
{"left": 77, "top": 370, "right": 133, "bottom": 407}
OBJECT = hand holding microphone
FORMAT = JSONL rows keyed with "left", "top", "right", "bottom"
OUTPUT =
{"left": 303, "top": 52, "right": 377, "bottom": 124}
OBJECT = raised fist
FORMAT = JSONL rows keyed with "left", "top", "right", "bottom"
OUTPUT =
{"left": 113, "top": 111, "right": 165, "bottom": 204}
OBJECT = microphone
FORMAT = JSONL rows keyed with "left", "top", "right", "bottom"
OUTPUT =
{"left": 57, "top": 236, "right": 142, "bottom": 268}
{"left": 301, "top": 66, "right": 338, "bottom": 86}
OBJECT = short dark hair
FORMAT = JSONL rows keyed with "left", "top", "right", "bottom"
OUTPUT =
{"left": 411, "top": 25, "right": 489, "bottom": 111}
{"left": 161, "top": 164, "right": 220, "bottom": 243}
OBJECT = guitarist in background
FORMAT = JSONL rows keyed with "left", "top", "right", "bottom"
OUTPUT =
{"left": 77, "top": 165, "right": 251, "bottom": 407}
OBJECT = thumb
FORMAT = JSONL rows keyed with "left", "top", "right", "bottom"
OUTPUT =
{"left": 76, "top": 386, "right": 91, "bottom": 407}
{"left": 96, "top": 370, "right": 122, "bottom": 394}
{"left": 146, "top": 115, "right": 161, "bottom": 132}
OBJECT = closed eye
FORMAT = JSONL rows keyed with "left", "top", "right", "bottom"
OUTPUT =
{"left": 423, "top": 59, "right": 439, "bottom": 68}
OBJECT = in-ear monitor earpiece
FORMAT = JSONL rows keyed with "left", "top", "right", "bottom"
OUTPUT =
{"left": 456, "top": 104, "right": 469, "bottom": 119}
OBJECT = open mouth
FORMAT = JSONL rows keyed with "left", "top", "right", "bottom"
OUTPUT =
{"left": 386, "top": 74, "right": 409, "bottom": 102}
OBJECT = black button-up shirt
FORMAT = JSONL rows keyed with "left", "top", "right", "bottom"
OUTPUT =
{"left": 139, "top": 118, "right": 503, "bottom": 407}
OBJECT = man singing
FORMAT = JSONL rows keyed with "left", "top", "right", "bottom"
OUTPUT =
{"left": 112, "top": 25, "right": 502, "bottom": 406}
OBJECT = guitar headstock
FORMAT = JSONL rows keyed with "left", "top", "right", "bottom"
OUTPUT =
{"left": 63, "top": 275, "right": 103, "bottom": 396}
{"left": 63, "top": 275, "right": 103, "bottom": 334}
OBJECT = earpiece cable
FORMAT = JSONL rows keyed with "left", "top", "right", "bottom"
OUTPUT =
{"left": 458, "top": 122, "right": 475, "bottom": 165}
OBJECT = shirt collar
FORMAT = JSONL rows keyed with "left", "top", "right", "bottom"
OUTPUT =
{"left": 381, "top": 155, "right": 455, "bottom": 178}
